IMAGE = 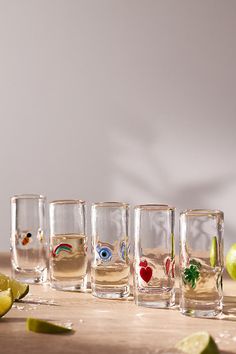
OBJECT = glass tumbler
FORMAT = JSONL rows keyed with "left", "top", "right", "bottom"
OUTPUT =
{"left": 134, "top": 204, "right": 175, "bottom": 308}
{"left": 49, "top": 200, "right": 88, "bottom": 291}
{"left": 179, "top": 209, "right": 224, "bottom": 318}
{"left": 10, "top": 194, "right": 47, "bottom": 283}
{"left": 91, "top": 202, "right": 130, "bottom": 299}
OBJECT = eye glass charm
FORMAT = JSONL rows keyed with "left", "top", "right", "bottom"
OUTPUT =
{"left": 119, "top": 240, "right": 130, "bottom": 261}
{"left": 96, "top": 245, "right": 112, "bottom": 262}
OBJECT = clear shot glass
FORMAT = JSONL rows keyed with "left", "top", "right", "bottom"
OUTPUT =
{"left": 10, "top": 194, "right": 47, "bottom": 283}
{"left": 179, "top": 209, "right": 224, "bottom": 318}
{"left": 91, "top": 202, "right": 130, "bottom": 299}
{"left": 49, "top": 200, "right": 88, "bottom": 291}
{"left": 134, "top": 204, "right": 175, "bottom": 308}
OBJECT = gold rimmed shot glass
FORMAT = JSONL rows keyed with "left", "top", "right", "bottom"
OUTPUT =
{"left": 49, "top": 200, "right": 88, "bottom": 291}
{"left": 134, "top": 204, "right": 175, "bottom": 308}
{"left": 10, "top": 194, "right": 47, "bottom": 284}
{"left": 91, "top": 202, "right": 130, "bottom": 299}
{"left": 179, "top": 209, "right": 224, "bottom": 318}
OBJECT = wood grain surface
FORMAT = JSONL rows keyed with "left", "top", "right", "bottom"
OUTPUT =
{"left": 0, "top": 253, "right": 236, "bottom": 354}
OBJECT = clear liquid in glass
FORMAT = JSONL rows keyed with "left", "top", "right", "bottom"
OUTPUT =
{"left": 180, "top": 257, "right": 223, "bottom": 317}
{"left": 50, "top": 234, "right": 88, "bottom": 291}
{"left": 135, "top": 248, "right": 175, "bottom": 308}
{"left": 91, "top": 241, "right": 130, "bottom": 299}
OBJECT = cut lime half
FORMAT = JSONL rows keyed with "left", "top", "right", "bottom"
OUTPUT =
{"left": 226, "top": 243, "right": 236, "bottom": 280}
{"left": 0, "top": 273, "right": 29, "bottom": 300}
{"left": 26, "top": 318, "right": 74, "bottom": 334}
{"left": 175, "top": 331, "right": 219, "bottom": 354}
{"left": 0, "top": 288, "right": 14, "bottom": 317}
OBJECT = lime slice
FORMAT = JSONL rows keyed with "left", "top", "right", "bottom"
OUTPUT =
{"left": 226, "top": 243, "right": 236, "bottom": 280}
{"left": 210, "top": 236, "right": 218, "bottom": 267}
{"left": 26, "top": 318, "right": 74, "bottom": 334}
{"left": 0, "top": 288, "right": 14, "bottom": 318}
{"left": 175, "top": 331, "right": 219, "bottom": 354}
{"left": 0, "top": 273, "right": 29, "bottom": 300}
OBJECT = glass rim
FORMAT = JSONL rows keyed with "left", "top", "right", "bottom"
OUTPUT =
{"left": 180, "top": 208, "right": 224, "bottom": 217}
{"left": 50, "top": 199, "right": 85, "bottom": 205}
{"left": 92, "top": 201, "right": 129, "bottom": 208}
{"left": 134, "top": 204, "right": 175, "bottom": 211}
{"left": 11, "top": 194, "right": 46, "bottom": 202}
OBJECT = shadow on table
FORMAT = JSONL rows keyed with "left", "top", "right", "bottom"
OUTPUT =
{"left": 135, "top": 292, "right": 236, "bottom": 322}
{"left": 155, "top": 350, "right": 234, "bottom": 354}
{"left": 0, "top": 317, "right": 26, "bottom": 323}
{"left": 174, "top": 291, "right": 236, "bottom": 322}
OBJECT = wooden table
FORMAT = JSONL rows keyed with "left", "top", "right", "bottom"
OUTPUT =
{"left": 0, "top": 253, "right": 236, "bottom": 354}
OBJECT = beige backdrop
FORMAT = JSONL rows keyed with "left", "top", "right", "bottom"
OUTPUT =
{"left": 0, "top": 0, "right": 235, "bottom": 251}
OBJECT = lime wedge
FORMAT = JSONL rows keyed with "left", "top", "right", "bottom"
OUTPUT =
{"left": 0, "top": 288, "right": 14, "bottom": 317}
{"left": 26, "top": 318, "right": 74, "bottom": 334}
{"left": 210, "top": 236, "right": 218, "bottom": 267}
{"left": 226, "top": 243, "right": 236, "bottom": 280}
{"left": 175, "top": 332, "right": 219, "bottom": 354}
{"left": 0, "top": 273, "right": 29, "bottom": 301}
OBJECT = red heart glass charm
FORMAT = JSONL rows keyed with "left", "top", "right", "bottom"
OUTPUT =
{"left": 139, "top": 260, "right": 148, "bottom": 268}
{"left": 165, "top": 257, "right": 171, "bottom": 275}
{"left": 140, "top": 266, "right": 152, "bottom": 283}
{"left": 171, "top": 260, "right": 175, "bottom": 278}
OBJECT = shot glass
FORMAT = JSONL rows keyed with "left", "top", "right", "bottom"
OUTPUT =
{"left": 49, "top": 200, "right": 88, "bottom": 291}
{"left": 134, "top": 204, "right": 175, "bottom": 308}
{"left": 10, "top": 194, "right": 47, "bottom": 284}
{"left": 179, "top": 209, "right": 224, "bottom": 318}
{"left": 91, "top": 202, "right": 130, "bottom": 299}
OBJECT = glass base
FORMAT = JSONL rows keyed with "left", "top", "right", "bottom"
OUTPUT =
{"left": 135, "top": 288, "right": 175, "bottom": 308}
{"left": 180, "top": 298, "right": 223, "bottom": 318}
{"left": 12, "top": 267, "right": 47, "bottom": 284}
{"left": 92, "top": 284, "right": 130, "bottom": 299}
{"left": 50, "top": 277, "right": 87, "bottom": 292}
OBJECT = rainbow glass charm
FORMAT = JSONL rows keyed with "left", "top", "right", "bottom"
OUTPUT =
{"left": 52, "top": 243, "right": 73, "bottom": 257}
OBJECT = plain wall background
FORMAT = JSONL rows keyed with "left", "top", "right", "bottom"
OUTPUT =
{"left": 0, "top": 0, "right": 236, "bottom": 252}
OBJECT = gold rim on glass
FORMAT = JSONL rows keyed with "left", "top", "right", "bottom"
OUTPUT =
{"left": 11, "top": 194, "right": 46, "bottom": 202}
{"left": 92, "top": 201, "right": 129, "bottom": 208}
{"left": 50, "top": 200, "right": 85, "bottom": 205}
{"left": 134, "top": 204, "right": 175, "bottom": 211}
{"left": 180, "top": 209, "right": 224, "bottom": 217}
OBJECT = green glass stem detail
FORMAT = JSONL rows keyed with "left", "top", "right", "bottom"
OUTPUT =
{"left": 171, "top": 233, "right": 175, "bottom": 260}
